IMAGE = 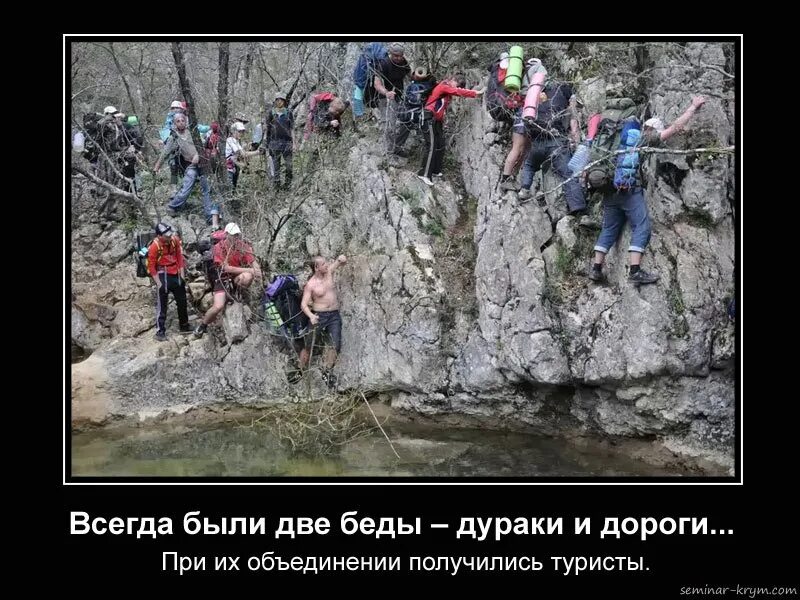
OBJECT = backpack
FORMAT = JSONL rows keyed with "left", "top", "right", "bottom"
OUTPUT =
{"left": 83, "top": 112, "right": 102, "bottom": 138}
{"left": 586, "top": 97, "right": 640, "bottom": 192}
{"left": 314, "top": 99, "right": 333, "bottom": 129}
{"left": 398, "top": 79, "right": 435, "bottom": 127}
{"left": 262, "top": 274, "right": 308, "bottom": 338}
{"left": 134, "top": 231, "right": 158, "bottom": 278}
{"left": 353, "top": 42, "right": 387, "bottom": 109}
{"left": 612, "top": 119, "right": 642, "bottom": 190}
{"left": 204, "top": 129, "right": 220, "bottom": 158}
{"left": 197, "top": 230, "right": 227, "bottom": 283}
{"left": 485, "top": 60, "right": 523, "bottom": 123}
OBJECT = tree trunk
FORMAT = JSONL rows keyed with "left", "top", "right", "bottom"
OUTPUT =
{"left": 108, "top": 42, "right": 138, "bottom": 117}
{"left": 216, "top": 42, "right": 230, "bottom": 182}
{"left": 170, "top": 42, "right": 203, "bottom": 150}
{"left": 217, "top": 42, "right": 230, "bottom": 126}
{"left": 242, "top": 43, "right": 255, "bottom": 107}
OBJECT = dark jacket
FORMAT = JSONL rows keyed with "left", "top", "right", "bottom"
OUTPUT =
{"left": 266, "top": 108, "right": 294, "bottom": 151}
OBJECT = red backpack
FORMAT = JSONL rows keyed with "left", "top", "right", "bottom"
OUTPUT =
{"left": 205, "top": 123, "right": 221, "bottom": 158}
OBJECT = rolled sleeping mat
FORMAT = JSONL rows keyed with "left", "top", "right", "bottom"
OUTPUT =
{"left": 498, "top": 52, "right": 509, "bottom": 84}
{"left": 522, "top": 66, "right": 547, "bottom": 120}
{"left": 413, "top": 66, "right": 428, "bottom": 80}
{"left": 586, "top": 113, "right": 602, "bottom": 140}
{"left": 504, "top": 46, "right": 524, "bottom": 92}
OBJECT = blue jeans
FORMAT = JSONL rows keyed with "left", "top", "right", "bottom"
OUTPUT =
{"left": 593, "top": 188, "right": 652, "bottom": 254}
{"left": 521, "top": 138, "right": 586, "bottom": 213}
{"left": 168, "top": 165, "right": 219, "bottom": 222}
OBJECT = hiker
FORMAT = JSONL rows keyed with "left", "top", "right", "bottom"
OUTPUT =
{"left": 194, "top": 222, "right": 262, "bottom": 338}
{"left": 264, "top": 92, "right": 295, "bottom": 190}
{"left": 513, "top": 76, "right": 588, "bottom": 215}
{"left": 373, "top": 42, "right": 411, "bottom": 153}
{"left": 160, "top": 100, "right": 188, "bottom": 190}
{"left": 90, "top": 107, "right": 136, "bottom": 193}
{"left": 148, "top": 222, "right": 190, "bottom": 341}
{"left": 303, "top": 93, "right": 349, "bottom": 141}
{"left": 119, "top": 114, "right": 143, "bottom": 193}
{"left": 588, "top": 95, "right": 707, "bottom": 285}
{"left": 417, "top": 73, "right": 483, "bottom": 185}
{"left": 393, "top": 67, "right": 436, "bottom": 156}
{"left": 204, "top": 121, "right": 222, "bottom": 179}
{"left": 153, "top": 112, "right": 221, "bottom": 229}
{"left": 225, "top": 121, "right": 259, "bottom": 191}
{"left": 299, "top": 255, "right": 347, "bottom": 379}
{"left": 352, "top": 42, "right": 387, "bottom": 118}
{"left": 499, "top": 59, "right": 550, "bottom": 194}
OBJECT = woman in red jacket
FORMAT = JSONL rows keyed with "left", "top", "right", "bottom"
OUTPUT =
{"left": 417, "top": 73, "right": 483, "bottom": 185}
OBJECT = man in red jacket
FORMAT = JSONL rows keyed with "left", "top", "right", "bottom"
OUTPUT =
{"left": 417, "top": 73, "right": 483, "bottom": 185}
{"left": 148, "top": 222, "right": 190, "bottom": 341}
{"left": 303, "top": 92, "right": 349, "bottom": 142}
{"left": 193, "top": 222, "right": 262, "bottom": 338}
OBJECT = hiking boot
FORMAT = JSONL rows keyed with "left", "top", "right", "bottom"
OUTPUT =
{"left": 432, "top": 172, "right": 444, "bottom": 178}
{"left": 417, "top": 175, "right": 434, "bottom": 186}
{"left": 629, "top": 269, "right": 660, "bottom": 285}
{"left": 500, "top": 178, "right": 520, "bottom": 192}
{"left": 193, "top": 323, "right": 208, "bottom": 338}
{"left": 518, "top": 188, "right": 532, "bottom": 200}
{"left": 179, "top": 324, "right": 192, "bottom": 333}
{"left": 155, "top": 331, "right": 167, "bottom": 342}
{"left": 587, "top": 267, "right": 604, "bottom": 282}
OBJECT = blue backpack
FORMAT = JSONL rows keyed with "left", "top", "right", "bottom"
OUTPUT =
{"left": 353, "top": 42, "right": 387, "bottom": 108}
{"left": 398, "top": 79, "right": 436, "bottom": 127}
{"left": 613, "top": 119, "right": 642, "bottom": 190}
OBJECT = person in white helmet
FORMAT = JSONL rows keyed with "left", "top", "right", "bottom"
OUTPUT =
{"left": 194, "top": 222, "right": 261, "bottom": 338}
{"left": 587, "top": 95, "right": 707, "bottom": 285}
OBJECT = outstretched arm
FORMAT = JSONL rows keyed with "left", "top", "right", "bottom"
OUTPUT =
{"left": 329, "top": 254, "right": 347, "bottom": 274}
{"left": 661, "top": 96, "right": 706, "bottom": 141}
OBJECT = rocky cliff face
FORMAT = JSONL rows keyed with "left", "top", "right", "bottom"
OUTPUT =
{"left": 71, "top": 41, "right": 735, "bottom": 469}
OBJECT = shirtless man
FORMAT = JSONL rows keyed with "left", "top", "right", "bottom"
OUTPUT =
{"left": 299, "top": 254, "right": 347, "bottom": 372}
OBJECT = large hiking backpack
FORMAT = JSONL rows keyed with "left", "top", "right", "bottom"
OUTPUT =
{"left": 80, "top": 113, "right": 104, "bottom": 160}
{"left": 134, "top": 231, "right": 157, "bottom": 278}
{"left": 204, "top": 128, "right": 221, "bottom": 158}
{"left": 486, "top": 60, "right": 523, "bottom": 124}
{"left": 398, "top": 79, "right": 435, "bottom": 127}
{"left": 586, "top": 97, "right": 640, "bottom": 192}
{"left": 354, "top": 42, "right": 388, "bottom": 109}
{"left": 263, "top": 274, "right": 308, "bottom": 339}
{"left": 197, "top": 230, "right": 227, "bottom": 284}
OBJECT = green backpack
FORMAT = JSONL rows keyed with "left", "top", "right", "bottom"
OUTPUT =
{"left": 586, "top": 98, "right": 639, "bottom": 191}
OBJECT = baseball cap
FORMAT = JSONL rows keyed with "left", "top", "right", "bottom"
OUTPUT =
{"left": 224, "top": 222, "right": 242, "bottom": 236}
{"left": 644, "top": 117, "right": 665, "bottom": 132}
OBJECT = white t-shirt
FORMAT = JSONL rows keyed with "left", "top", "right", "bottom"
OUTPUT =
{"left": 225, "top": 136, "right": 244, "bottom": 160}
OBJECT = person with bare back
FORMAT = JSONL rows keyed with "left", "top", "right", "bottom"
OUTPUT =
{"left": 299, "top": 254, "right": 347, "bottom": 382}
